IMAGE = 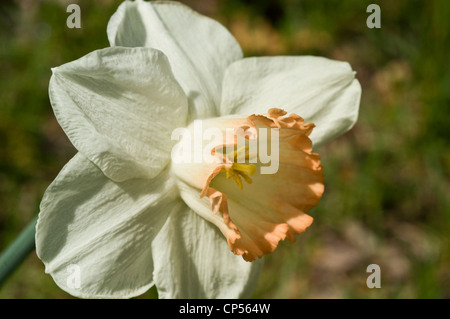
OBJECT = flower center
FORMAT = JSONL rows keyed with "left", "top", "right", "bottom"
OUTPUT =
{"left": 170, "top": 108, "right": 324, "bottom": 262}
{"left": 218, "top": 146, "right": 256, "bottom": 190}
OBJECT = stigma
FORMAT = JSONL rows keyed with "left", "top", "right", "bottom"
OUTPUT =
{"left": 219, "top": 146, "right": 257, "bottom": 190}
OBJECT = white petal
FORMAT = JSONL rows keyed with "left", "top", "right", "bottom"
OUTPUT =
{"left": 50, "top": 46, "right": 188, "bottom": 182}
{"left": 220, "top": 56, "right": 361, "bottom": 147}
{"left": 152, "top": 202, "right": 263, "bottom": 299}
{"left": 107, "top": 0, "right": 243, "bottom": 120}
{"left": 35, "top": 153, "right": 180, "bottom": 298}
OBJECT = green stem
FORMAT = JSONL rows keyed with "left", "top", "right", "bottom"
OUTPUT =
{"left": 0, "top": 215, "right": 37, "bottom": 287}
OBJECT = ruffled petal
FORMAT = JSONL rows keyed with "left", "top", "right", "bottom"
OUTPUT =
{"left": 220, "top": 56, "right": 361, "bottom": 147}
{"left": 49, "top": 46, "right": 188, "bottom": 182}
{"left": 209, "top": 109, "right": 324, "bottom": 261}
{"left": 35, "top": 153, "right": 180, "bottom": 298}
{"left": 107, "top": 0, "right": 243, "bottom": 120}
{"left": 170, "top": 109, "right": 324, "bottom": 262}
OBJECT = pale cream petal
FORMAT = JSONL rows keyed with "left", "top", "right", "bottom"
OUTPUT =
{"left": 49, "top": 46, "right": 188, "bottom": 182}
{"left": 107, "top": 0, "right": 243, "bottom": 120}
{"left": 220, "top": 56, "right": 361, "bottom": 147}
{"left": 151, "top": 202, "right": 263, "bottom": 298}
{"left": 35, "top": 153, "right": 180, "bottom": 298}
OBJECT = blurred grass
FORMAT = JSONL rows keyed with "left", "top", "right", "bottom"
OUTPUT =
{"left": 0, "top": 0, "right": 449, "bottom": 298}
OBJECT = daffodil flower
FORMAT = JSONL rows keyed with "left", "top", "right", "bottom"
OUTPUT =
{"left": 35, "top": 0, "right": 361, "bottom": 299}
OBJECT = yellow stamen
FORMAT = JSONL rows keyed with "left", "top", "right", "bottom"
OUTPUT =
{"left": 230, "top": 146, "right": 249, "bottom": 162}
{"left": 232, "top": 163, "right": 256, "bottom": 176}
{"left": 224, "top": 167, "right": 232, "bottom": 179}
{"left": 236, "top": 170, "right": 253, "bottom": 184}
{"left": 231, "top": 173, "right": 243, "bottom": 189}
{"left": 220, "top": 163, "right": 256, "bottom": 189}
{"left": 218, "top": 145, "right": 258, "bottom": 190}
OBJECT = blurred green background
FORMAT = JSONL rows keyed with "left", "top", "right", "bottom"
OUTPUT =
{"left": 0, "top": 0, "right": 449, "bottom": 298}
